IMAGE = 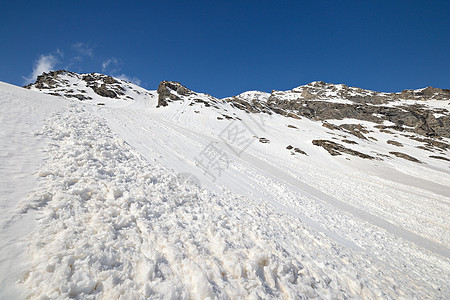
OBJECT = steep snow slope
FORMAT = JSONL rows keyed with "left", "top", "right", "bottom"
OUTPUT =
{"left": 0, "top": 82, "right": 67, "bottom": 298}
{"left": 2, "top": 74, "right": 450, "bottom": 298}
{"left": 19, "top": 104, "right": 420, "bottom": 298}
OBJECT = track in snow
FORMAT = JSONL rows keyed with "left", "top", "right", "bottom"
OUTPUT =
{"left": 94, "top": 100, "right": 450, "bottom": 296}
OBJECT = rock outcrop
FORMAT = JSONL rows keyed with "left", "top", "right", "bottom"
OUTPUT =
{"left": 263, "top": 82, "right": 450, "bottom": 138}
{"left": 221, "top": 81, "right": 449, "bottom": 139}
{"left": 312, "top": 140, "right": 375, "bottom": 159}
{"left": 156, "top": 81, "right": 193, "bottom": 107}
{"left": 81, "top": 73, "right": 125, "bottom": 98}
{"left": 24, "top": 70, "right": 133, "bottom": 100}
{"left": 389, "top": 152, "right": 422, "bottom": 163}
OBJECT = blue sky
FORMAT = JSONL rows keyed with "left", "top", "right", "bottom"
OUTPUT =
{"left": 1, "top": 0, "right": 449, "bottom": 98}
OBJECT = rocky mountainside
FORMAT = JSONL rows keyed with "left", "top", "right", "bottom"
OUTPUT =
{"left": 26, "top": 70, "right": 450, "bottom": 163}
{"left": 225, "top": 81, "right": 450, "bottom": 138}
{"left": 156, "top": 80, "right": 449, "bottom": 160}
{"left": 25, "top": 70, "right": 152, "bottom": 101}
{"left": 153, "top": 79, "right": 450, "bottom": 137}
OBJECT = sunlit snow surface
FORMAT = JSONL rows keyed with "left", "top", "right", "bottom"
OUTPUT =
{"left": 1, "top": 80, "right": 449, "bottom": 299}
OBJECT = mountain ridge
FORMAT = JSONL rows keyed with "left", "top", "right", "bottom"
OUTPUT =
{"left": 26, "top": 70, "right": 450, "bottom": 140}
{"left": 25, "top": 70, "right": 450, "bottom": 102}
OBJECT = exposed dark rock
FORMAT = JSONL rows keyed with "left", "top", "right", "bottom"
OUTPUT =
{"left": 80, "top": 73, "right": 124, "bottom": 99}
{"left": 287, "top": 112, "right": 301, "bottom": 119}
{"left": 377, "top": 128, "right": 395, "bottom": 134}
{"left": 24, "top": 70, "right": 72, "bottom": 90}
{"left": 340, "top": 124, "right": 369, "bottom": 139}
{"left": 82, "top": 74, "right": 96, "bottom": 82}
{"left": 410, "top": 136, "right": 449, "bottom": 151}
{"left": 322, "top": 122, "right": 369, "bottom": 140}
{"left": 259, "top": 137, "right": 270, "bottom": 143}
{"left": 429, "top": 155, "right": 450, "bottom": 162}
{"left": 322, "top": 122, "right": 341, "bottom": 131}
{"left": 194, "top": 99, "right": 211, "bottom": 107}
{"left": 225, "top": 96, "right": 273, "bottom": 114}
{"left": 389, "top": 152, "right": 422, "bottom": 163}
{"left": 25, "top": 70, "right": 127, "bottom": 100}
{"left": 264, "top": 83, "right": 450, "bottom": 139}
{"left": 286, "top": 144, "right": 307, "bottom": 155}
{"left": 82, "top": 73, "right": 118, "bottom": 85}
{"left": 417, "top": 146, "right": 434, "bottom": 152}
{"left": 157, "top": 81, "right": 193, "bottom": 107}
{"left": 342, "top": 139, "right": 358, "bottom": 144}
{"left": 293, "top": 147, "right": 307, "bottom": 155}
{"left": 312, "top": 140, "right": 375, "bottom": 159}
{"left": 90, "top": 85, "right": 115, "bottom": 98}
{"left": 287, "top": 125, "right": 297, "bottom": 129}
{"left": 398, "top": 86, "right": 450, "bottom": 100}
{"left": 387, "top": 140, "right": 403, "bottom": 147}
{"left": 374, "top": 124, "right": 413, "bottom": 134}
{"left": 64, "top": 94, "right": 92, "bottom": 100}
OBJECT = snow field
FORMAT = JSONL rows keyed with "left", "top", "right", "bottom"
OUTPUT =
{"left": 19, "top": 103, "right": 435, "bottom": 299}
{"left": 0, "top": 83, "right": 67, "bottom": 299}
{"left": 93, "top": 93, "right": 449, "bottom": 298}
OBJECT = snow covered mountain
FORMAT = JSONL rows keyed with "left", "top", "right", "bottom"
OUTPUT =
{"left": 1, "top": 71, "right": 449, "bottom": 298}
{"left": 26, "top": 70, "right": 450, "bottom": 163}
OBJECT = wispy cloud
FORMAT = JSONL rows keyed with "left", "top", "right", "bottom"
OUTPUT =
{"left": 73, "top": 42, "right": 93, "bottom": 57}
{"left": 56, "top": 48, "right": 64, "bottom": 58}
{"left": 23, "top": 53, "right": 59, "bottom": 84}
{"left": 71, "top": 56, "right": 82, "bottom": 62}
{"left": 102, "top": 57, "right": 119, "bottom": 71}
{"left": 115, "top": 74, "right": 142, "bottom": 86}
{"left": 101, "top": 57, "right": 140, "bottom": 86}
{"left": 23, "top": 44, "right": 140, "bottom": 86}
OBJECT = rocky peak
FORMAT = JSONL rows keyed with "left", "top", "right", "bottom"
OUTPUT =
{"left": 262, "top": 82, "right": 450, "bottom": 138}
{"left": 277, "top": 81, "right": 450, "bottom": 104}
{"left": 80, "top": 73, "right": 125, "bottom": 98}
{"left": 398, "top": 86, "right": 450, "bottom": 100}
{"left": 222, "top": 91, "right": 271, "bottom": 114}
{"left": 24, "top": 70, "right": 75, "bottom": 90}
{"left": 156, "top": 81, "right": 193, "bottom": 107}
{"left": 24, "top": 70, "right": 142, "bottom": 101}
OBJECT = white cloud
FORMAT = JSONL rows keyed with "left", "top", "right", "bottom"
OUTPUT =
{"left": 101, "top": 58, "right": 139, "bottom": 85}
{"left": 102, "top": 57, "right": 119, "bottom": 71}
{"left": 115, "top": 74, "right": 142, "bottom": 86}
{"left": 23, "top": 54, "right": 59, "bottom": 84}
{"left": 73, "top": 42, "right": 93, "bottom": 57}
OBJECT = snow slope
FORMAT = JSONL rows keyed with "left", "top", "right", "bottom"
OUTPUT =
{"left": 1, "top": 77, "right": 449, "bottom": 298}
{"left": 0, "top": 82, "right": 66, "bottom": 298}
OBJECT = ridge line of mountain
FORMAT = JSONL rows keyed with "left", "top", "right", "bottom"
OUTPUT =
{"left": 24, "top": 70, "right": 450, "bottom": 140}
